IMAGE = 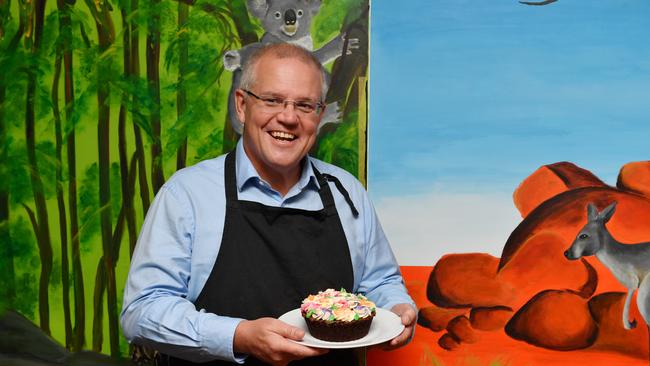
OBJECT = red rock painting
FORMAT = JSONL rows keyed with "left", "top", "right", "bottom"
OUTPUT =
{"left": 369, "top": 161, "right": 650, "bottom": 365}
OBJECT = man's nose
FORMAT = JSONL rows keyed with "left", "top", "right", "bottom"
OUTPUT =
{"left": 276, "top": 102, "right": 299, "bottom": 123}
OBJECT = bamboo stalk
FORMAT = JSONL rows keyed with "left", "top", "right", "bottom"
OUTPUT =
{"left": 91, "top": 258, "right": 105, "bottom": 352}
{"left": 176, "top": 0, "right": 189, "bottom": 170}
{"left": 130, "top": 0, "right": 151, "bottom": 215}
{"left": 0, "top": 0, "right": 16, "bottom": 310}
{"left": 222, "top": 1, "right": 259, "bottom": 154}
{"left": 52, "top": 45, "right": 73, "bottom": 349}
{"left": 148, "top": 0, "right": 165, "bottom": 194}
{"left": 24, "top": 0, "right": 53, "bottom": 335}
{"left": 83, "top": 0, "right": 119, "bottom": 354}
{"left": 119, "top": 0, "right": 137, "bottom": 258}
{"left": 58, "top": 0, "right": 85, "bottom": 350}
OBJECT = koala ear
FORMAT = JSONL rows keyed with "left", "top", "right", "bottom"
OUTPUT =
{"left": 599, "top": 201, "right": 617, "bottom": 223}
{"left": 308, "top": 0, "right": 322, "bottom": 14}
{"left": 247, "top": 0, "right": 269, "bottom": 20}
{"left": 223, "top": 50, "right": 242, "bottom": 72}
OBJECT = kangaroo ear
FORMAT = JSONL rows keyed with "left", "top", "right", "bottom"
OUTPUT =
{"left": 247, "top": 0, "right": 269, "bottom": 20}
{"left": 587, "top": 203, "right": 598, "bottom": 221}
{"left": 599, "top": 201, "right": 617, "bottom": 223}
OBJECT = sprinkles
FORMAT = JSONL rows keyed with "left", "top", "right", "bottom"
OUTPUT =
{"left": 300, "top": 288, "right": 376, "bottom": 322}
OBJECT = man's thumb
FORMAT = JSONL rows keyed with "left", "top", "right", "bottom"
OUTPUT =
{"left": 279, "top": 324, "right": 305, "bottom": 341}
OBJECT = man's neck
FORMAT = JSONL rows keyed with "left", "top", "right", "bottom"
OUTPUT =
{"left": 259, "top": 166, "right": 301, "bottom": 197}
{"left": 241, "top": 146, "right": 305, "bottom": 197}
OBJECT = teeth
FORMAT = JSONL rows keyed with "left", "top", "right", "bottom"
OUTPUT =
{"left": 270, "top": 131, "right": 296, "bottom": 141}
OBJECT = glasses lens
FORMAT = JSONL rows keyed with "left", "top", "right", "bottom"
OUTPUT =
{"left": 294, "top": 101, "right": 316, "bottom": 114}
{"left": 248, "top": 90, "right": 322, "bottom": 116}
{"left": 262, "top": 97, "right": 283, "bottom": 110}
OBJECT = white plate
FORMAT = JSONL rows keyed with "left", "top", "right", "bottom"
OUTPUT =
{"left": 278, "top": 308, "right": 404, "bottom": 349}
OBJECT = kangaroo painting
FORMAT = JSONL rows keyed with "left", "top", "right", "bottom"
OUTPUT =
{"left": 565, "top": 202, "right": 650, "bottom": 332}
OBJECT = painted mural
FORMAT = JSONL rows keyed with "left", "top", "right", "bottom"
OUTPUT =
{"left": 367, "top": 0, "right": 650, "bottom": 365}
{"left": 0, "top": 0, "right": 369, "bottom": 363}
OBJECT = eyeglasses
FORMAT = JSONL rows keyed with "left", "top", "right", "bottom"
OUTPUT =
{"left": 242, "top": 89, "right": 325, "bottom": 115}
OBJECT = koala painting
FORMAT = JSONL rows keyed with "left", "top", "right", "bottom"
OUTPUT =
{"left": 223, "top": 0, "right": 359, "bottom": 135}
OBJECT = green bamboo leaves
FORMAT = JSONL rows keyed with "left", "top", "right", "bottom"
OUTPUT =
{"left": 0, "top": 0, "right": 367, "bottom": 358}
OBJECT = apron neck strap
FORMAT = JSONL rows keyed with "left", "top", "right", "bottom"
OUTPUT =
{"left": 224, "top": 151, "right": 242, "bottom": 205}
{"left": 312, "top": 164, "right": 359, "bottom": 218}
{"left": 225, "top": 151, "right": 358, "bottom": 218}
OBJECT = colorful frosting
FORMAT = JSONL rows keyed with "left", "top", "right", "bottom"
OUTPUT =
{"left": 301, "top": 288, "right": 376, "bottom": 322}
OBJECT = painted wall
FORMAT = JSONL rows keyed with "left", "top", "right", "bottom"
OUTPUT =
{"left": 4, "top": 0, "right": 650, "bottom": 364}
{"left": 0, "top": 0, "right": 368, "bottom": 362}
{"left": 367, "top": 1, "right": 650, "bottom": 364}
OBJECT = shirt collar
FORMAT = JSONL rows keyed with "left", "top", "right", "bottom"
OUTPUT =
{"left": 235, "top": 139, "right": 321, "bottom": 193}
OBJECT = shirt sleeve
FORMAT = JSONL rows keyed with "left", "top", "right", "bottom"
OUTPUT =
{"left": 355, "top": 189, "right": 416, "bottom": 312}
{"left": 120, "top": 183, "right": 246, "bottom": 363}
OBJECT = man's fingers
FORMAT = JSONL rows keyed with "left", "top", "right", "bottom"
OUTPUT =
{"left": 273, "top": 325, "right": 328, "bottom": 358}
{"left": 380, "top": 327, "right": 411, "bottom": 351}
{"left": 391, "top": 328, "right": 410, "bottom": 346}
{"left": 234, "top": 318, "right": 330, "bottom": 365}
{"left": 379, "top": 304, "right": 417, "bottom": 351}
{"left": 275, "top": 322, "right": 305, "bottom": 341}
{"left": 401, "top": 309, "right": 416, "bottom": 326}
{"left": 391, "top": 304, "right": 417, "bottom": 326}
{"left": 271, "top": 321, "right": 329, "bottom": 358}
{"left": 282, "top": 342, "right": 330, "bottom": 359}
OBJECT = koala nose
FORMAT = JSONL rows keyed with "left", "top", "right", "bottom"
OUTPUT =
{"left": 285, "top": 9, "right": 297, "bottom": 25}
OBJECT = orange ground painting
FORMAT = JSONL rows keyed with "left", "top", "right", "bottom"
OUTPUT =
{"left": 367, "top": 266, "right": 648, "bottom": 366}
{"left": 367, "top": 161, "right": 650, "bottom": 365}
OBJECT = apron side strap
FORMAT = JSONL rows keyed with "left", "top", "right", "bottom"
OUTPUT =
{"left": 320, "top": 173, "right": 359, "bottom": 218}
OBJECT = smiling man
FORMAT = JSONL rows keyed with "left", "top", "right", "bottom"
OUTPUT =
{"left": 235, "top": 48, "right": 323, "bottom": 197}
{"left": 120, "top": 43, "right": 416, "bottom": 366}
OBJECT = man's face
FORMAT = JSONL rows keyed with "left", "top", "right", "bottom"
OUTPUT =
{"left": 235, "top": 55, "right": 323, "bottom": 181}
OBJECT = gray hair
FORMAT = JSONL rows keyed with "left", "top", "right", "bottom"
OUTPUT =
{"left": 239, "top": 43, "right": 329, "bottom": 101}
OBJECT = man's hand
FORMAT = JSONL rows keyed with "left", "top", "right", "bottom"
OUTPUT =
{"left": 233, "top": 318, "right": 328, "bottom": 366}
{"left": 383, "top": 303, "right": 417, "bottom": 350}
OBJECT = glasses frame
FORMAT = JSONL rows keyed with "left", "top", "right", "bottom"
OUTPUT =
{"left": 241, "top": 89, "right": 326, "bottom": 116}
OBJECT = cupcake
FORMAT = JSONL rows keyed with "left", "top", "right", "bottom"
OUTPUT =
{"left": 300, "top": 288, "right": 376, "bottom": 342}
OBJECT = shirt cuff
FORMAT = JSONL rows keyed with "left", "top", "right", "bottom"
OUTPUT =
{"left": 199, "top": 313, "right": 246, "bottom": 363}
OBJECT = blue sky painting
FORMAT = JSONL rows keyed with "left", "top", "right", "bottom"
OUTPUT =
{"left": 368, "top": 0, "right": 650, "bottom": 265}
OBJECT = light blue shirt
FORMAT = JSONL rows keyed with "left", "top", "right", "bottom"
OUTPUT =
{"left": 120, "top": 140, "right": 414, "bottom": 363}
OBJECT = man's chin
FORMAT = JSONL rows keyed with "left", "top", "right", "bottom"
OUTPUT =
{"left": 267, "top": 157, "right": 302, "bottom": 172}
{"left": 266, "top": 150, "right": 310, "bottom": 169}
{"left": 266, "top": 143, "right": 311, "bottom": 160}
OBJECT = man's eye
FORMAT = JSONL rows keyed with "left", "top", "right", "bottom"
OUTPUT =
{"left": 296, "top": 102, "right": 315, "bottom": 111}
{"left": 263, "top": 97, "right": 282, "bottom": 106}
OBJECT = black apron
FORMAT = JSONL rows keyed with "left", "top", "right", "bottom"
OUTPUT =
{"left": 164, "top": 151, "right": 358, "bottom": 366}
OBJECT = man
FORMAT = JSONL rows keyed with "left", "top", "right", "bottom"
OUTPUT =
{"left": 120, "top": 43, "right": 416, "bottom": 366}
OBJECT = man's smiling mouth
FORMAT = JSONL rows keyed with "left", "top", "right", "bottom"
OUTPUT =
{"left": 270, "top": 131, "right": 297, "bottom": 141}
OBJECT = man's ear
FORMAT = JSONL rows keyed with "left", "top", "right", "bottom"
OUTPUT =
{"left": 234, "top": 89, "right": 247, "bottom": 126}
